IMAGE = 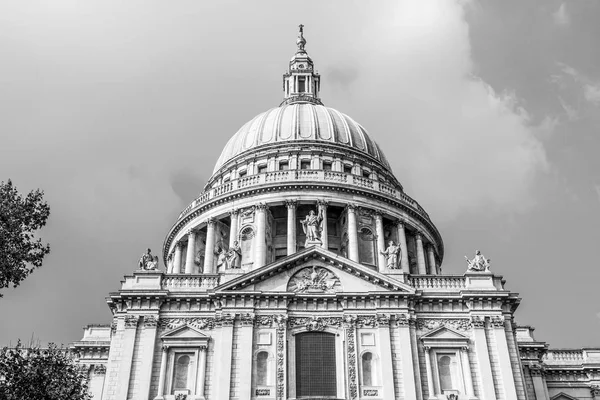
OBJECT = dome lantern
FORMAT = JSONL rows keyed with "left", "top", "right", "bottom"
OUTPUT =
{"left": 281, "top": 25, "right": 322, "bottom": 106}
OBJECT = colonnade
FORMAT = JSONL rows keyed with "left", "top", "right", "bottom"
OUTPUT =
{"left": 167, "top": 201, "right": 439, "bottom": 275}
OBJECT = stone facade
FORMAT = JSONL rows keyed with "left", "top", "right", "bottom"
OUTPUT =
{"left": 71, "top": 27, "right": 600, "bottom": 400}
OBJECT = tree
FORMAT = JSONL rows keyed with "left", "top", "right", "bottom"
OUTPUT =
{"left": 0, "top": 180, "right": 50, "bottom": 297}
{"left": 0, "top": 341, "right": 91, "bottom": 399}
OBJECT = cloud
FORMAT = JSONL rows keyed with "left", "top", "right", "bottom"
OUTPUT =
{"left": 558, "top": 96, "right": 579, "bottom": 120}
{"left": 331, "top": 1, "right": 549, "bottom": 223}
{"left": 584, "top": 84, "right": 600, "bottom": 105}
{"left": 554, "top": 62, "right": 600, "bottom": 107}
{"left": 594, "top": 185, "right": 600, "bottom": 203}
{"left": 553, "top": 3, "right": 570, "bottom": 26}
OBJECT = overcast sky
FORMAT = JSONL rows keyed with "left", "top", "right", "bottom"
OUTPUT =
{"left": 1, "top": 0, "right": 598, "bottom": 348}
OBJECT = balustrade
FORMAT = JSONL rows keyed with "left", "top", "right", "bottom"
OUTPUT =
{"left": 162, "top": 274, "right": 220, "bottom": 291}
{"left": 178, "top": 170, "right": 430, "bottom": 220}
{"left": 408, "top": 276, "right": 467, "bottom": 290}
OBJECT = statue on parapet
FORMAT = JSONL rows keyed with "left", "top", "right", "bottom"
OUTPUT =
{"left": 465, "top": 250, "right": 490, "bottom": 272}
{"left": 301, "top": 208, "right": 323, "bottom": 245}
{"left": 138, "top": 248, "right": 159, "bottom": 271}
{"left": 381, "top": 240, "right": 401, "bottom": 269}
{"left": 225, "top": 241, "right": 241, "bottom": 269}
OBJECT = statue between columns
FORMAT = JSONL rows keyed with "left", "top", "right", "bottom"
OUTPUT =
{"left": 301, "top": 208, "right": 323, "bottom": 246}
{"left": 465, "top": 250, "right": 491, "bottom": 272}
{"left": 138, "top": 248, "right": 159, "bottom": 271}
{"left": 380, "top": 240, "right": 402, "bottom": 269}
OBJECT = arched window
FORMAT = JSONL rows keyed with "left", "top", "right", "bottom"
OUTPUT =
{"left": 438, "top": 355, "right": 453, "bottom": 390}
{"left": 172, "top": 354, "right": 191, "bottom": 392}
{"left": 256, "top": 351, "right": 269, "bottom": 386}
{"left": 358, "top": 227, "right": 376, "bottom": 265}
{"left": 239, "top": 226, "right": 254, "bottom": 267}
{"left": 361, "top": 352, "right": 374, "bottom": 386}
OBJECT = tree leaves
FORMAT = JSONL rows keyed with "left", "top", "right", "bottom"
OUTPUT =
{"left": 0, "top": 180, "right": 50, "bottom": 297}
{"left": 0, "top": 341, "right": 91, "bottom": 400}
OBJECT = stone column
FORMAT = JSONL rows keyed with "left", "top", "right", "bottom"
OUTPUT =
{"left": 204, "top": 218, "right": 216, "bottom": 274}
{"left": 491, "top": 317, "right": 518, "bottom": 399}
{"left": 395, "top": 220, "right": 410, "bottom": 273}
{"left": 254, "top": 204, "right": 268, "bottom": 268}
{"left": 116, "top": 315, "right": 138, "bottom": 400}
{"left": 375, "top": 211, "right": 386, "bottom": 272}
{"left": 397, "top": 315, "right": 420, "bottom": 400}
{"left": 377, "top": 316, "right": 396, "bottom": 399}
{"left": 427, "top": 244, "right": 436, "bottom": 275}
{"left": 212, "top": 315, "right": 234, "bottom": 400}
{"left": 318, "top": 200, "right": 329, "bottom": 250}
{"left": 460, "top": 347, "right": 476, "bottom": 399}
{"left": 229, "top": 209, "right": 239, "bottom": 248}
{"left": 423, "top": 347, "right": 436, "bottom": 399}
{"left": 156, "top": 346, "right": 168, "bottom": 399}
{"left": 530, "top": 365, "right": 550, "bottom": 400}
{"left": 472, "top": 317, "right": 497, "bottom": 400}
{"left": 286, "top": 200, "right": 297, "bottom": 255}
{"left": 415, "top": 232, "right": 427, "bottom": 274}
{"left": 196, "top": 345, "right": 208, "bottom": 399}
{"left": 185, "top": 230, "right": 196, "bottom": 274}
{"left": 238, "top": 315, "right": 255, "bottom": 400}
{"left": 347, "top": 205, "right": 359, "bottom": 262}
{"left": 172, "top": 242, "right": 183, "bottom": 274}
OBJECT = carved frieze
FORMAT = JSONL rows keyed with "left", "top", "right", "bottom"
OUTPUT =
{"left": 287, "top": 266, "right": 341, "bottom": 293}
{"left": 417, "top": 318, "right": 473, "bottom": 331}
{"left": 276, "top": 323, "right": 286, "bottom": 400}
{"left": 159, "top": 317, "right": 216, "bottom": 330}
{"left": 288, "top": 316, "right": 342, "bottom": 331}
{"left": 346, "top": 328, "right": 358, "bottom": 400}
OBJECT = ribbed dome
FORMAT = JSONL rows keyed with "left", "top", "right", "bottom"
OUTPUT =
{"left": 213, "top": 103, "right": 391, "bottom": 174}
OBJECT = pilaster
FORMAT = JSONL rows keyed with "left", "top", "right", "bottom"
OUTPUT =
{"left": 238, "top": 314, "right": 255, "bottom": 400}
{"left": 472, "top": 316, "right": 497, "bottom": 400}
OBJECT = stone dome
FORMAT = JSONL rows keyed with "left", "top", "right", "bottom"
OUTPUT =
{"left": 212, "top": 103, "right": 391, "bottom": 174}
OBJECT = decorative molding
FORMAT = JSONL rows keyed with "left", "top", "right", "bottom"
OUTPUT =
{"left": 347, "top": 327, "right": 358, "bottom": 400}
{"left": 255, "top": 203, "right": 269, "bottom": 211}
{"left": 206, "top": 217, "right": 216, "bottom": 226}
{"left": 285, "top": 199, "right": 297, "bottom": 209}
{"left": 159, "top": 317, "right": 217, "bottom": 331}
{"left": 217, "top": 313, "right": 235, "bottom": 327}
{"left": 377, "top": 314, "right": 391, "bottom": 327}
{"left": 288, "top": 316, "right": 342, "bottom": 331}
{"left": 94, "top": 364, "right": 106, "bottom": 375}
{"left": 240, "top": 313, "right": 255, "bottom": 326}
{"left": 417, "top": 318, "right": 473, "bottom": 332}
{"left": 528, "top": 364, "right": 545, "bottom": 377}
{"left": 471, "top": 316, "right": 485, "bottom": 329}
{"left": 490, "top": 316, "right": 506, "bottom": 329}
{"left": 143, "top": 315, "right": 158, "bottom": 328}
{"left": 228, "top": 208, "right": 239, "bottom": 217}
{"left": 124, "top": 315, "right": 138, "bottom": 329}
{"left": 276, "top": 324, "right": 286, "bottom": 400}
{"left": 287, "top": 266, "right": 341, "bottom": 294}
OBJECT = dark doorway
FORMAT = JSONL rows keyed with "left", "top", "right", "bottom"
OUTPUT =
{"left": 295, "top": 332, "right": 337, "bottom": 397}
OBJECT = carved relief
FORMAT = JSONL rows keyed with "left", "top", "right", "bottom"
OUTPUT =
{"left": 288, "top": 316, "right": 342, "bottom": 331}
{"left": 124, "top": 315, "right": 138, "bottom": 329}
{"left": 240, "top": 313, "right": 255, "bottom": 326}
{"left": 417, "top": 318, "right": 473, "bottom": 331}
{"left": 346, "top": 327, "right": 358, "bottom": 400}
{"left": 276, "top": 323, "right": 286, "bottom": 400}
{"left": 143, "top": 315, "right": 158, "bottom": 328}
{"left": 287, "top": 266, "right": 341, "bottom": 293}
{"left": 159, "top": 317, "right": 216, "bottom": 330}
{"left": 94, "top": 364, "right": 106, "bottom": 375}
{"left": 490, "top": 316, "right": 505, "bottom": 328}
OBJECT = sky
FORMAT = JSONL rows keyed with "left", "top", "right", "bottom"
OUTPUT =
{"left": 0, "top": 0, "right": 598, "bottom": 348}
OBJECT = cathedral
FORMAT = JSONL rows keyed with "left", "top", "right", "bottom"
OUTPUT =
{"left": 72, "top": 27, "right": 600, "bottom": 400}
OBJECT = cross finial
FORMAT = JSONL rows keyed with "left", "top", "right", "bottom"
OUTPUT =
{"left": 299, "top": 24, "right": 304, "bottom": 34}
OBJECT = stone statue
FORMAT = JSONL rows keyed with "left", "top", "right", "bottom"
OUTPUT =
{"left": 225, "top": 240, "right": 241, "bottom": 269}
{"left": 301, "top": 208, "right": 323, "bottom": 243}
{"left": 138, "top": 248, "right": 159, "bottom": 271}
{"left": 216, "top": 247, "right": 227, "bottom": 270}
{"left": 465, "top": 250, "right": 491, "bottom": 272}
{"left": 380, "top": 240, "right": 401, "bottom": 269}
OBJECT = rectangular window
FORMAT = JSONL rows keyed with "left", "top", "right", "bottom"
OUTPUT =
{"left": 296, "top": 332, "right": 336, "bottom": 397}
{"left": 363, "top": 171, "right": 370, "bottom": 178}
{"left": 279, "top": 161, "right": 289, "bottom": 171}
{"left": 300, "top": 160, "right": 311, "bottom": 170}
{"left": 171, "top": 352, "right": 194, "bottom": 393}
{"left": 258, "top": 165, "right": 267, "bottom": 174}
{"left": 298, "top": 77, "right": 306, "bottom": 93}
{"left": 238, "top": 170, "right": 247, "bottom": 178}
{"left": 343, "top": 165, "right": 352, "bottom": 174}
{"left": 323, "top": 161, "right": 332, "bottom": 171}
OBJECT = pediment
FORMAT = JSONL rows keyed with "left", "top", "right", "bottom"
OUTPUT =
{"left": 161, "top": 324, "right": 210, "bottom": 340}
{"left": 420, "top": 326, "right": 470, "bottom": 348}
{"left": 550, "top": 394, "right": 579, "bottom": 400}
{"left": 215, "top": 246, "right": 414, "bottom": 294}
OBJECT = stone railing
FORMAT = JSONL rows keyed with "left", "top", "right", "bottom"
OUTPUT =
{"left": 408, "top": 275, "right": 467, "bottom": 290}
{"left": 162, "top": 274, "right": 220, "bottom": 291}
{"left": 543, "top": 349, "right": 585, "bottom": 365}
{"left": 178, "top": 170, "right": 427, "bottom": 220}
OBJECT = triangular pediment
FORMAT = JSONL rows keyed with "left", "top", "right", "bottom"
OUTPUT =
{"left": 550, "top": 394, "right": 579, "bottom": 400}
{"left": 215, "top": 246, "right": 414, "bottom": 294}
{"left": 420, "top": 326, "right": 469, "bottom": 340}
{"left": 161, "top": 324, "right": 210, "bottom": 340}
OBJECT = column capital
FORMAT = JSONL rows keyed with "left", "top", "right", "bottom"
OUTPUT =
{"left": 374, "top": 210, "right": 383, "bottom": 220}
{"left": 471, "top": 316, "right": 486, "bottom": 329}
{"left": 199, "top": 344, "right": 208, "bottom": 352}
{"left": 206, "top": 217, "right": 216, "bottom": 226}
{"left": 124, "top": 315, "right": 139, "bottom": 329}
{"left": 317, "top": 199, "right": 329, "bottom": 208}
{"left": 394, "top": 218, "right": 406, "bottom": 228}
{"left": 228, "top": 208, "right": 239, "bottom": 217}
{"left": 255, "top": 202, "right": 269, "bottom": 211}
{"left": 186, "top": 228, "right": 196, "bottom": 236}
{"left": 161, "top": 344, "right": 168, "bottom": 353}
{"left": 175, "top": 241, "right": 183, "bottom": 249}
{"left": 346, "top": 203, "right": 358, "bottom": 213}
{"left": 285, "top": 199, "right": 297, "bottom": 209}
{"left": 415, "top": 231, "right": 423, "bottom": 240}
{"left": 143, "top": 315, "right": 158, "bottom": 328}
{"left": 424, "top": 346, "right": 431, "bottom": 353}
